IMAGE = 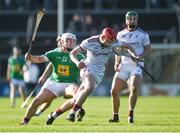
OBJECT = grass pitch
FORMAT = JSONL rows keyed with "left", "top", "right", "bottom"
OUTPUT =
{"left": 0, "top": 96, "right": 180, "bottom": 132}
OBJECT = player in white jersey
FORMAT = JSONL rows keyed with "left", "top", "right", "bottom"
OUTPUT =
{"left": 109, "top": 11, "right": 151, "bottom": 123}
{"left": 66, "top": 27, "right": 135, "bottom": 122}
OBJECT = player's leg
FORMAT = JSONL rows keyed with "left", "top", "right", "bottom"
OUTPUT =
{"left": 76, "top": 107, "right": 85, "bottom": 121}
{"left": 67, "top": 74, "right": 96, "bottom": 122}
{"left": 46, "top": 84, "right": 85, "bottom": 125}
{"left": 128, "top": 75, "right": 141, "bottom": 123}
{"left": 109, "top": 75, "right": 125, "bottom": 122}
{"left": 46, "top": 98, "right": 75, "bottom": 125}
{"left": 69, "top": 84, "right": 86, "bottom": 121}
{"left": 75, "top": 74, "right": 96, "bottom": 106}
{"left": 20, "top": 88, "right": 56, "bottom": 125}
{"left": 37, "top": 84, "right": 79, "bottom": 117}
{"left": 18, "top": 86, "right": 26, "bottom": 104}
{"left": 64, "top": 84, "right": 85, "bottom": 121}
{"left": 63, "top": 84, "right": 79, "bottom": 99}
{"left": 109, "top": 67, "right": 129, "bottom": 123}
{"left": 10, "top": 83, "right": 17, "bottom": 107}
{"left": 35, "top": 102, "right": 52, "bottom": 116}
{"left": 46, "top": 84, "right": 77, "bottom": 125}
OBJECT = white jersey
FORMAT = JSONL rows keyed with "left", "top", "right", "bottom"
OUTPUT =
{"left": 80, "top": 35, "right": 120, "bottom": 83}
{"left": 23, "top": 64, "right": 40, "bottom": 83}
{"left": 117, "top": 27, "right": 150, "bottom": 65}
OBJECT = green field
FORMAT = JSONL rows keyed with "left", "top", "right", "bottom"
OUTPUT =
{"left": 0, "top": 96, "right": 180, "bottom": 132}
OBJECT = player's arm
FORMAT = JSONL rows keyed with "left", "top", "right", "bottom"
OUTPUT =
{"left": 137, "top": 33, "right": 151, "bottom": 60}
{"left": 121, "top": 42, "right": 137, "bottom": 57}
{"left": 38, "top": 63, "right": 53, "bottom": 84}
{"left": 138, "top": 44, "right": 151, "bottom": 59}
{"left": 114, "top": 55, "right": 121, "bottom": 71}
{"left": 114, "top": 40, "right": 137, "bottom": 57}
{"left": 25, "top": 53, "right": 47, "bottom": 63}
{"left": 70, "top": 46, "right": 86, "bottom": 69}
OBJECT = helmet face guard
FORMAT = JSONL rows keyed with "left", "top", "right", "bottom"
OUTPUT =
{"left": 60, "top": 33, "right": 76, "bottom": 51}
{"left": 125, "top": 11, "right": 138, "bottom": 29}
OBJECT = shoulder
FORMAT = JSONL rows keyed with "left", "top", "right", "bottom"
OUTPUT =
{"left": 20, "top": 56, "right": 25, "bottom": 62}
{"left": 46, "top": 48, "right": 59, "bottom": 54}
{"left": 19, "top": 56, "right": 24, "bottom": 59}
{"left": 117, "top": 29, "right": 128, "bottom": 36}
{"left": 137, "top": 27, "right": 148, "bottom": 35}
{"left": 87, "top": 35, "right": 99, "bottom": 43}
{"left": 44, "top": 48, "right": 60, "bottom": 59}
{"left": 17, "top": 56, "right": 25, "bottom": 64}
{"left": 80, "top": 35, "right": 99, "bottom": 48}
{"left": 8, "top": 56, "right": 13, "bottom": 62}
{"left": 8, "top": 56, "right": 13, "bottom": 60}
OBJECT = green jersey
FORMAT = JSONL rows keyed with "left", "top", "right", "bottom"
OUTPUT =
{"left": 8, "top": 56, "right": 25, "bottom": 80}
{"left": 43, "top": 48, "right": 85, "bottom": 83}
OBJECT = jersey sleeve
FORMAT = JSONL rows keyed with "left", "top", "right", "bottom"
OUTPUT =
{"left": 143, "top": 33, "right": 150, "bottom": 46}
{"left": 112, "top": 40, "right": 122, "bottom": 47}
{"left": 79, "top": 40, "right": 88, "bottom": 51}
{"left": 113, "top": 32, "right": 123, "bottom": 47}
{"left": 43, "top": 50, "right": 54, "bottom": 61}
{"left": 116, "top": 32, "right": 121, "bottom": 40}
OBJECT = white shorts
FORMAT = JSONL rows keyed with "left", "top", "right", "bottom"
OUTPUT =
{"left": 80, "top": 67, "right": 99, "bottom": 89}
{"left": 115, "top": 63, "right": 142, "bottom": 82}
{"left": 11, "top": 79, "right": 25, "bottom": 88}
{"left": 41, "top": 79, "right": 76, "bottom": 97}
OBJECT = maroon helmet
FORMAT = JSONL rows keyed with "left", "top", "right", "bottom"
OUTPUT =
{"left": 101, "top": 27, "right": 116, "bottom": 40}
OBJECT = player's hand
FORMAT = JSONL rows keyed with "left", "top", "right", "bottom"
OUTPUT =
{"left": 77, "top": 61, "right": 86, "bottom": 69}
{"left": 131, "top": 56, "right": 144, "bottom": 62}
{"left": 136, "top": 56, "right": 144, "bottom": 60}
{"left": 25, "top": 53, "right": 32, "bottom": 61}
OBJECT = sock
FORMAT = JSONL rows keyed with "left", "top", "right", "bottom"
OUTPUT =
{"left": 23, "top": 117, "right": 30, "bottom": 124}
{"left": 73, "top": 104, "right": 81, "bottom": 112}
{"left": 35, "top": 108, "right": 42, "bottom": 115}
{"left": 113, "top": 113, "right": 119, "bottom": 120}
{"left": 52, "top": 108, "right": 63, "bottom": 118}
{"left": 70, "top": 104, "right": 81, "bottom": 114}
{"left": 129, "top": 109, "right": 134, "bottom": 117}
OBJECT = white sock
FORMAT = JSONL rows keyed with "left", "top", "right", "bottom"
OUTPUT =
{"left": 52, "top": 112, "right": 59, "bottom": 118}
{"left": 113, "top": 113, "right": 119, "bottom": 115}
{"left": 35, "top": 109, "right": 42, "bottom": 116}
{"left": 69, "top": 110, "right": 76, "bottom": 115}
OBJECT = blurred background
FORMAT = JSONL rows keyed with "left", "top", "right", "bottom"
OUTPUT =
{"left": 0, "top": 0, "right": 180, "bottom": 97}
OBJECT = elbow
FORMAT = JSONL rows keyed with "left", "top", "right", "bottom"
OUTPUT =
{"left": 147, "top": 47, "right": 152, "bottom": 55}
{"left": 69, "top": 51, "right": 73, "bottom": 56}
{"left": 70, "top": 51, "right": 76, "bottom": 58}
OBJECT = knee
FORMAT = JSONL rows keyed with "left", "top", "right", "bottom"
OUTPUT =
{"left": 110, "top": 88, "right": 119, "bottom": 97}
{"left": 71, "top": 98, "right": 76, "bottom": 105}
{"left": 31, "top": 97, "right": 41, "bottom": 107}
{"left": 130, "top": 86, "right": 138, "bottom": 95}
{"left": 84, "top": 86, "right": 94, "bottom": 94}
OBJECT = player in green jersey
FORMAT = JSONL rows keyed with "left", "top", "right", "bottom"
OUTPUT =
{"left": 21, "top": 33, "right": 85, "bottom": 125}
{"left": 33, "top": 62, "right": 85, "bottom": 125}
{"left": 7, "top": 46, "right": 26, "bottom": 108}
